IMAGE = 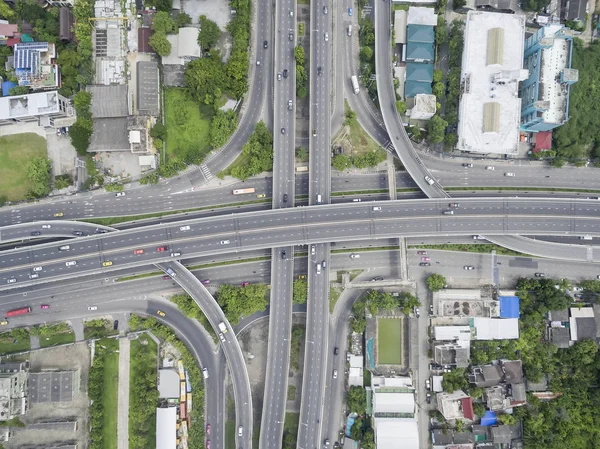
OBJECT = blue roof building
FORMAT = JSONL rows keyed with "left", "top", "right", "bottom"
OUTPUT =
{"left": 520, "top": 24, "right": 579, "bottom": 133}
{"left": 12, "top": 42, "right": 59, "bottom": 90}
{"left": 499, "top": 296, "right": 520, "bottom": 318}
{"left": 404, "top": 24, "right": 435, "bottom": 98}
{"left": 405, "top": 63, "right": 433, "bottom": 97}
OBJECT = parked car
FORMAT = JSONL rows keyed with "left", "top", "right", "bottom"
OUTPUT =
{"left": 464, "top": 266, "right": 475, "bottom": 270}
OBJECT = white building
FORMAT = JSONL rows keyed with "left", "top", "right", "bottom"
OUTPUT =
{"left": 407, "top": 6, "right": 438, "bottom": 26}
{"left": 0, "top": 91, "right": 74, "bottom": 128}
{"left": 410, "top": 93, "right": 437, "bottom": 120}
{"left": 156, "top": 407, "right": 177, "bottom": 449}
{"left": 456, "top": 11, "right": 528, "bottom": 154}
{"left": 348, "top": 355, "right": 364, "bottom": 387}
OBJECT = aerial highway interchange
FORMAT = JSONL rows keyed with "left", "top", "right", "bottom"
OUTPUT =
{"left": 1, "top": 0, "right": 600, "bottom": 448}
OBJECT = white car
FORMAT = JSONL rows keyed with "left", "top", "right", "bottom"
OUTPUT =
{"left": 238, "top": 426, "right": 243, "bottom": 437}
{"left": 33, "top": 266, "right": 43, "bottom": 272}
{"left": 373, "top": 206, "right": 382, "bottom": 211}
{"left": 88, "top": 306, "right": 98, "bottom": 311}
{"left": 29, "top": 274, "right": 39, "bottom": 279}
{"left": 179, "top": 226, "right": 191, "bottom": 231}
{"left": 311, "top": 245, "right": 316, "bottom": 255}
{"left": 324, "top": 32, "right": 329, "bottom": 41}
{"left": 425, "top": 378, "right": 431, "bottom": 390}
{"left": 485, "top": 166, "right": 495, "bottom": 170}
{"left": 504, "top": 172, "right": 515, "bottom": 177}
{"left": 463, "top": 265, "right": 475, "bottom": 270}
{"left": 65, "top": 261, "right": 77, "bottom": 267}
{"left": 220, "top": 240, "right": 230, "bottom": 245}
{"left": 219, "top": 333, "right": 226, "bottom": 343}
{"left": 333, "top": 369, "right": 338, "bottom": 379}
{"left": 572, "top": 286, "right": 583, "bottom": 292}
{"left": 350, "top": 253, "right": 360, "bottom": 259}
{"left": 115, "top": 192, "right": 126, "bottom": 197}
{"left": 42, "top": 224, "right": 51, "bottom": 229}
{"left": 7, "top": 278, "right": 16, "bottom": 284}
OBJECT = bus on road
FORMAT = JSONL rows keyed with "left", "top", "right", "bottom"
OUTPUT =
{"left": 232, "top": 188, "right": 256, "bottom": 195}
{"left": 6, "top": 307, "right": 32, "bottom": 317}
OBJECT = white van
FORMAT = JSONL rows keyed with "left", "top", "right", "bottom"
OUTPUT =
{"left": 316, "top": 263, "right": 322, "bottom": 274}
{"left": 202, "top": 368, "right": 209, "bottom": 379}
{"left": 317, "top": 194, "right": 322, "bottom": 204}
{"left": 348, "top": 25, "right": 352, "bottom": 36}
{"left": 58, "top": 245, "right": 70, "bottom": 251}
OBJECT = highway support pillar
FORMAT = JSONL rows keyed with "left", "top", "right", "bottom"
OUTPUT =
{"left": 398, "top": 237, "right": 408, "bottom": 280}
{"left": 387, "top": 153, "right": 397, "bottom": 200}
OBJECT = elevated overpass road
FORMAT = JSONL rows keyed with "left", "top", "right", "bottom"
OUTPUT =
{"left": 486, "top": 235, "right": 599, "bottom": 262}
{"left": 3, "top": 199, "right": 600, "bottom": 287}
{"left": 156, "top": 262, "right": 253, "bottom": 449}
{"left": 374, "top": 0, "right": 446, "bottom": 198}
{"left": 0, "top": 221, "right": 113, "bottom": 243}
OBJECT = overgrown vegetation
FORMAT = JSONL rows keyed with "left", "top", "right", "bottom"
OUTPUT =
{"left": 216, "top": 283, "right": 269, "bottom": 325}
{"left": 170, "top": 293, "right": 217, "bottom": 342}
{"left": 0, "top": 328, "right": 30, "bottom": 355}
{"left": 0, "top": 133, "right": 48, "bottom": 201}
{"left": 89, "top": 338, "right": 119, "bottom": 449}
{"left": 350, "top": 290, "right": 420, "bottom": 333}
{"left": 290, "top": 325, "right": 305, "bottom": 371}
{"left": 293, "top": 280, "right": 308, "bottom": 304}
{"left": 359, "top": 16, "right": 377, "bottom": 101}
{"left": 84, "top": 319, "right": 118, "bottom": 340}
{"left": 553, "top": 39, "right": 600, "bottom": 162}
{"left": 129, "top": 337, "right": 159, "bottom": 449}
{"left": 294, "top": 46, "right": 307, "bottom": 98}
{"left": 228, "top": 121, "right": 273, "bottom": 180}
{"left": 129, "top": 315, "right": 205, "bottom": 449}
{"left": 443, "top": 20, "right": 464, "bottom": 151}
{"left": 410, "top": 243, "right": 528, "bottom": 257}
{"left": 426, "top": 273, "right": 447, "bottom": 292}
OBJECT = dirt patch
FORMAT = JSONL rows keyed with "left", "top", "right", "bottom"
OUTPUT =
{"left": 6, "top": 343, "right": 91, "bottom": 449}
{"left": 238, "top": 317, "right": 269, "bottom": 426}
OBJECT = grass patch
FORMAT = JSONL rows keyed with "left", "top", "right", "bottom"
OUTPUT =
{"left": 377, "top": 318, "right": 402, "bottom": 365}
{"left": 226, "top": 419, "right": 236, "bottom": 449}
{"left": 0, "top": 133, "right": 47, "bottom": 201}
{"left": 282, "top": 412, "right": 300, "bottom": 449}
{"left": 287, "top": 384, "right": 297, "bottom": 401}
{"left": 100, "top": 337, "right": 120, "bottom": 449}
{"left": 409, "top": 243, "right": 530, "bottom": 257}
{"left": 345, "top": 111, "right": 388, "bottom": 159}
{"left": 164, "top": 87, "right": 212, "bottom": 162}
{"left": 392, "top": 3, "right": 409, "bottom": 10}
{"left": 330, "top": 286, "right": 342, "bottom": 313}
{"left": 349, "top": 270, "right": 363, "bottom": 281}
{"left": 290, "top": 325, "right": 305, "bottom": 371}
{"left": 39, "top": 331, "right": 75, "bottom": 348}
{"left": 331, "top": 189, "right": 390, "bottom": 196}
{"left": 84, "top": 319, "right": 119, "bottom": 340}
{"left": 363, "top": 368, "right": 371, "bottom": 387}
{"left": 117, "top": 256, "right": 271, "bottom": 282}
{"left": 0, "top": 329, "right": 30, "bottom": 355}
{"left": 129, "top": 336, "right": 158, "bottom": 449}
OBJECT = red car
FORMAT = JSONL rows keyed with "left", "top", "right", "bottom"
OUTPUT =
{"left": 201, "top": 279, "right": 211, "bottom": 285}
{"left": 206, "top": 423, "right": 210, "bottom": 435}
{"left": 162, "top": 275, "right": 171, "bottom": 280}
{"left": 421, "top": 257, "right": 431, "bottom": 262}
{"left": 134, "top": 249, "right": 144, "bottom": 255}
{"left": 157, "top": 246, "right": 168, "bottom": 252}
{"left": 206, "top": 441, "right": 210, "bottom": 449}
{"left": 241, "top": 281, "right": 250, "bottom": 287}
{"left": 40, "top": 304, "right": 50, "bottom": 309}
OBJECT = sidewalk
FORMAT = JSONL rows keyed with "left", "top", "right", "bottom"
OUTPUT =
{"left": 117, "top": 337, "right": 131, "bottom": 449}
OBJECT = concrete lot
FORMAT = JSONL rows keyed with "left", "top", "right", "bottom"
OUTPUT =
{"left": 6, "top": 343, "right": 91, "bottom": 449}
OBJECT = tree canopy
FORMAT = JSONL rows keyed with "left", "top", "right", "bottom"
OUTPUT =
{"left": 26, "top": 157, "right": 52, "bottom": 198}
{"left": 428, "top": 115, "right": 447, "bottom": 144}
{"left": 198, "top": 15, "right": 221, "bottom": 49}
{"left": 427, "top": 273, "right": 447, "bottom": 291}
{"left": 152, "top": 11, "right": 176, "bottom": 34}
{"left": 293, "top": 280, "right": 308, "bottom": 304}
{"left": 231, "top": 121, "right": 273, "bottom": 180}
{"left": 216, "top": 283, "right": 269, "bottom": 325}
{"left": 149, "top": 32, "right": 171, "bottom": 56}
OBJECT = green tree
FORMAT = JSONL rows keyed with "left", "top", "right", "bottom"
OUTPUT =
{"left": 9, "top": 86, "right": 30, "bottom": 96}
{"left": 69, "top": 119, "right": 93, "bottom": 156}
{"left": 332, "top": 154, "right": 352, "bottom": 171}
{"left": 210, "top": 109, "right": 238, "bottom": 148}
{"left": 150, "top": 123, "right": 168, "bottom": 141}
{"left": 444, "top": 133, "right": 457, "bottom": 151}
{"left": 347, "top": 386, "right": 367, "bottom": 414}
{"left": 442, "top": 368, "right": 468, "bottom": 393}
{"left": 295, "top": 146, "right": 309, "bottom": 162}
{"left": 54, "top": 174, "right": 73, "bottom": 190}
{"left": 427, "top": 273, "right": 447, "bottom": 291}
{"left": 185, "top": 56, "right": 226, "bottom": 106}
{"left": 293, "top": 280, "right": 308, "bottom": 304}
{"left": 216, "top": 283, "right": 269, "bottom": 324}
{"left": 177, "top": 12, "right": 191, "bottom": 27}
{"left": 0, "top": 195, "right": 7, "bottom": 207}
{"left": 360, "top": 46, "right": 374, "bottom": 61}
{"left": 428, "top": 115, "right": 447, "bottom": 144}
{"left": 350, "top": 418, "right": 363, "bottom": 441}
{"left": 432, "top": 82, "right": 445, "bottom": 99}
{"left": 294, "top": 45, "right": 305, "bottom": 65}
{"left": 149, "top": 32, "right": 172, "bottom": 56}
{"left": 435, "top": 16, "right": 448, "bottom": 44}
{"left": 0, "top": 1, "right": 15, "bottom": 19}
{"left": 198, "top": 15, "right": 221, "bottom": 49}
{"left": 231, "top": 121, "right": 273, "bottom": 180}
{"left": 345, "top": 107, "right": 357, "bottom": 125}
{"left": 433, "top": 69, "right": 444, "bottom": 83}
{"left": 473, "top": 402, "right": 486, "bottom": 417}
{"left": 26, "top": 157, "right": 52, "bottom": 197}
{"left": 396, "top": 100, "right": 407, "bottom": 114}
{"left": 455, "top": 419, "right": 464, "bottom": 432}
{"left": 498, "top": 413, "right": 517, "bottom": 425}
{"left": 152, "top": 11, "right": 176, "bottom": 34}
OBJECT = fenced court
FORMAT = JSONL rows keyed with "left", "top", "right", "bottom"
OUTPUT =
{"left": 377, "top": 318, "right": 403, "bottom": 365}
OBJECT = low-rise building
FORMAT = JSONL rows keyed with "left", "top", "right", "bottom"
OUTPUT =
{"left": 13, "top": 42, "right": 60, "bottom": 90}
{"left": 409, "top": 93, "right": 437, "bottom": 120}
{"left": 436, "top": 390, "right": 474, "bottom": 421}
{"left": 0, "top": 90, "right": 74, "bottom": 128}
{"left": 0, "top": 362, "right": 28, "bottom": 421}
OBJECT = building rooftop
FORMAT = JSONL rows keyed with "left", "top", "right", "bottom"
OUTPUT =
{"left": 0, "top": 91, "right": 61, "bottom": 120}
{"left": 472, "top": 317, "right": 519, "bottom": 339}
{"left": 549, "top": 326, "right": 571, "bottom": 348}
{"left": 29, "top": 371, "right": 76, "bottom": 403}
{"left": 89, "top": 117, "right": 130, "bottom": 152}
{"left": 89, "top": 84, "right": 129, "bottom": 118}
{"left": 434, "top": 325, "right": 471, "bottom": 341}
{"left": 563, "top": 0, "right": 587, "bottom": 21}
{"left": 437, "top": 390, "right": 470, "bottom": 420}
{"left": 373, "top": 391, "right": 415, "bottom": 415}
{"left": 156, "top": 407, "right": 177, "bottom": 449}
{"left": 374, "top": 419, "right": 419, "bottom": 449}
{"left": 457, "top": 11, "right": 528, "bottom": 154}
{"left": 407, "top": 24, "right": 435, "bottom": 43}
{"left": 394, "top": 10, "right": 407, "bottom": 44}
{"left": 406, "top": 41, "right": 434, "bottom": 61}
{"left": 570, "top": 307, "right": 597, "bottom": 340}
{"left": 158, "top": 369, "right": 180, "bottom": 399}
{"left": 137, "top": 61, "right": 159, "bottom": 116}
{"left": 407, "top": 7, "right": 438, "bottom": 26}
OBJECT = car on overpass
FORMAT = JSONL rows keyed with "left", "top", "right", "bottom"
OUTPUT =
{"left": 53, "top": 212, "right": 64, "bottom": 217}
{"left": 102, "top": 261, "right": 113, "bottom": 267}
{"left": 134, "top": 249, "right": 145, "bottom": 255}
{"left": 157, "top": 246, "right": 168, "bottom": 252}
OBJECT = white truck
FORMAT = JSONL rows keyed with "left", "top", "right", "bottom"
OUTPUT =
{"left": 218, "top": 322, "right": 227, "bottom": 334}
{"left": 351, "top": 75, "right": 360, "bottom": 94}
